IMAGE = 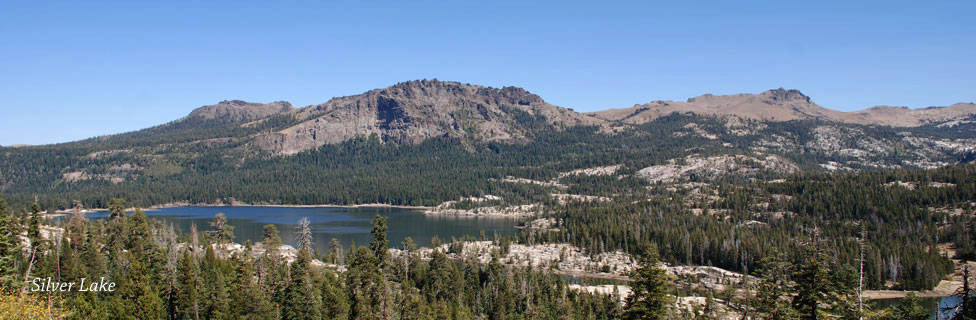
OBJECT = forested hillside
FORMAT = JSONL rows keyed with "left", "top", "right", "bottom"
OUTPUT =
{"left": 2, "top": 80, "right": 975, "bottom": 212}
{"left": 2, "top": 111, "right": 974, "bottom": 211}
{"left": 532, "top": 164, "right": 976, "bottom": 291}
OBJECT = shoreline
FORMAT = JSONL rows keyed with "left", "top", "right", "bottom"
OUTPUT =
{"left": 147, "top": 202, "right": 431, "bottom": 210}
{"left": 47, "top": 202, "right": 431, "bottom": 216}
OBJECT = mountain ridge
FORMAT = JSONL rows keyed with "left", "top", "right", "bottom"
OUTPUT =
{"left": 12, "top": 80, "right": 974, "bottom": 151}
{"left": 186, "top": 100, "right": 293, "bottom": 123}
{"left": 589, "top": 88, "right": 976, "bottom": 127}
{"left": 249, "top": 79, "right": 607, "bottom": 154}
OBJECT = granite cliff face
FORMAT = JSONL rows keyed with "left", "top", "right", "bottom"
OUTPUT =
{"left": 590, "top": 89, "right": 975, "bottom": 127}
{"left": 252, "top": 80, "right": 606, "bottom": 154}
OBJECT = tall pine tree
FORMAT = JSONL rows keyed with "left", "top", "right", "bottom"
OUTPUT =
{"left": 282, "top": 249, "right": 322, "bottom": 320}
{"left": 623, "top": 244, "right": 673, "bottom": 320}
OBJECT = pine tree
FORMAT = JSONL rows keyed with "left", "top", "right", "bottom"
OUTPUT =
{"left": 791, "top": 229, "right": 858, "bottom": 320}
{"left": 752, "top": 252, "right": 798, "bottom": 319}
{"left": 370, "top": 214, "right": 390, "bottom": 265}
{"left": 0, "top": 214, "right": 16, "bottom": 289}
{"left": 0, "top": 194, "right": 18, "bottom": 289}
{"left": 176, "top": 249, "right": 201, "bottom": 320}
{"left": 262, "top": 224, "right": 283, "bottom": 255}
{"left": 317, "top": 269, "right": 350, "bottom": 320}
{"left": 889, "top": 293, "right": 928, "bottom": 320}
{"left": 282, "top": 249, "right": 322, "bottom": 320}
{"left": 210, "top": 213, "right": 234, "bottom": 246}
{"left": 228, "top": 253, "right": 274, "bottom": 319}
{"left": 346, "top": 246, "right": 381, "bottom": 320}
{"left": 623, "top": 244, "right": 673, "bottom": 320}
{"left": 104, "top": 200, "right": 130, "bottom": 266}
{"left": 201, "top": 246, "right": 230, "bottom": 320}
{"left": 108, "top": 198, "right": 126, "bottom": 220}
{"left": 0, "top": 195, "right": 7, "bottom": 220}
{"left": 66, "top": 200, "right": 87, "bottom": 250}
{"left": 259, "top": 225, "right": 288, "bottom": 318}
{"left": 401, "top": 287, "right": 433, "bottom": 320}
{"left": 28, "top": 202, "right": 42, "bottom": 247}
{"left": 329, "top": 237, "right": 343, "bottom": 265}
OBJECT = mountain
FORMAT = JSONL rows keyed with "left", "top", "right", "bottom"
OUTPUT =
{"left": 186, "top": 100, "right": 293, "bottom": 123}
{"left": 590, "top": 88, "right": 976, "bottom": 127}
{"left": 843, "top": 103, "right": 976, "bottom": 127}
{"left": 2, "top": 79, "right": 975, "bottom": 211}
{"left": 252, "top": 79, "right": 606, "bottom": 154}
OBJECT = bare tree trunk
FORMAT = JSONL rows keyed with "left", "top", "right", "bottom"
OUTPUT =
{"left": 21, "top": 248, "right": 36, "bottom": 296}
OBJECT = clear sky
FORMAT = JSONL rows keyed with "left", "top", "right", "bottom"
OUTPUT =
{"left": 1, "top": 1, "right": 973, "bottom": 145}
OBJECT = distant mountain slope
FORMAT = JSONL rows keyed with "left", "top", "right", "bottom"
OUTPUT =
{"left": 590, "top": 88, "right": 976, "bottom": 127}
{"left": 844, "top": 103, "right": 976, "bottom": 127}
{"left": 253, "top": 79, "right": 606, "bottom": 154}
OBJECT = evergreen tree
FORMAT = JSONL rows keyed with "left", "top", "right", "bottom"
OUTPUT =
{"left": 752, "top": 252, "right": 798, "bottom": 319}
{"left": 401, "top": 287, "right": 433, "bottom": 320}
{"left": 28, "top": 202, "right": 42, "bottom": 247}
{"left": 260, "top": 224, "right": 288, "bottom": 318}
{"left": 0, "top": 194, "right": 19, "bottom": 289}
{"left": 370, "top": 213, "right": 390, "bottom": 265}
{"left": 201, "top": 246, "right": 231, "bottom": 320}
{"left": 317, "top": 269, "right": 350, "bottom": 320}
{"left": 108, "top": 198, "right": 126, "bottom": 220}
{"left": 262, "top": 224, "right": 283, "bottom": 255}
{"left": 793, "top": 231, "right": 830, "bottom": 320}
{"left": 623, "top": 244, "right": 673, "bottom": 320}
{"left": 228, "top": 253, "right": 274, "bottom": 319}
{"left": 176, "top": 249, "right": 201, "bottom": 320}
{"left": 346, "top": 246, "right": 383, "bottom": 320}
{"left": 889, "top": 293, "right": 929, "bottom": 320}
{"left": 0, "top": 195, "right": 7, "bottom": 220}
{"left": 209, "top": 213, "right": 234, "bottom": 245}
{"left": 282, "top": 249, "right": 322, "bottom": 320}
{"left": 66, "top": 200, "right": 87, "bottom": 250}
{"left": 329, "top": 237, "right": 343, "bottom": 265}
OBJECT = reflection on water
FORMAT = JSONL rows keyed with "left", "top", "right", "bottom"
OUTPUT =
{"left": 870, "top": 294, "right": 962, "bottom": 320}
{"left": 75, "top": 206, "right": 520, "bottom": 253}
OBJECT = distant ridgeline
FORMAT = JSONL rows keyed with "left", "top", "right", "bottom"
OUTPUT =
{"left": 2, "top": 80, "right": 976, "bottom": 291}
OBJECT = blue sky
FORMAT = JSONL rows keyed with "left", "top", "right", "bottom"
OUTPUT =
{"left": 1, "top": 1, "right": 973, "bottom": 145}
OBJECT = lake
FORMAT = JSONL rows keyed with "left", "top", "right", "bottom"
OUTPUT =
{"left": 870, "top": 295, "right": 962, "bottom": 319}
{"left": 78, "top": 206, "right": 520, "bottom": 253}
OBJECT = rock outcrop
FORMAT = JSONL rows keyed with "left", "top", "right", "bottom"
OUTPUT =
{"left": 253, "top": 79, "right": 607, "bottom": 154}
{"left": 187, "top": 100, "right": 293, "bottom": 123}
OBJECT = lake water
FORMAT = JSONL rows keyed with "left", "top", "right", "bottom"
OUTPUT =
{"left": 79, "top": 206, "right": 520, "bottom": 253}
{"left": 870, "top": 295, "right": 962, "bottom": 320}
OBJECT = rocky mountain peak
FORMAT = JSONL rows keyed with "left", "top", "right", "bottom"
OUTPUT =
{"left": 762, "top": 88, "right": 811, "bottom": 103}
{"left": 377, "top": 79, "right": 547, "bottom": 107}
{"left": 254, "top": 79, "right": 605, "bottom": 155}
{"left": 187, "top": 100, "right": 292, "bottom": 123}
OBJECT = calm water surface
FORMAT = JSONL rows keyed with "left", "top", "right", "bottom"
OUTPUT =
{"left": 83, "top": 206, "right": 519, "bottom": 253}
{"left": 870, "top": 295, "right": 962, "bottom": 320}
